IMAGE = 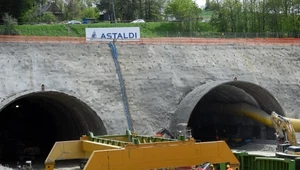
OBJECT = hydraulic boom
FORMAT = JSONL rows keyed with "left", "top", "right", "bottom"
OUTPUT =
{"left": 270, "top": 111, "right": 298, "bottom": 146}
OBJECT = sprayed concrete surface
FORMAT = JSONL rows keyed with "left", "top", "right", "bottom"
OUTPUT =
{"left": 1, "top": 43, "right": 300, "bottom": 135}
{"left": 1, "top": 42, "right": 300, "bottom": 169}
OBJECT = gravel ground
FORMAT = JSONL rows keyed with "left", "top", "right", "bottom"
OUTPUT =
{"left": 232, "top": 139, "right": 277, "bottom": 152}
{"left": 0, "top": 160, "right": 81, "bottom": 170}
{"left": 0, "top": 165, "right": 12, "bottom": 170}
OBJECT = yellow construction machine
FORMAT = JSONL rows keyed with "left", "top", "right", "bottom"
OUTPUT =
{"left": 270, "top": 111, "right": 300, "bottom": 158}
{"left": 44, "top": 129, "right": 240, "bottom": 170}
{"left": 43, "top": 108, "right": 300, "bottom": 170}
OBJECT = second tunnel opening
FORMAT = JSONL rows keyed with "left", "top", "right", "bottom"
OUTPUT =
{"left": 187, "top": 81, "right": 285, "bottom": 145}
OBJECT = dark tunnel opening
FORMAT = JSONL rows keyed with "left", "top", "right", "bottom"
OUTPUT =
{"left": 0, "top": 91, "right": 106, "bottom": 164}
{"left": 187, "top": 81, "right": 285, "bottom": 145}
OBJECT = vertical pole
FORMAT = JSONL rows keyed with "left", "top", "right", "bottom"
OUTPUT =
{"left": 112, "top": 0, "right": 117, "bottom": 24}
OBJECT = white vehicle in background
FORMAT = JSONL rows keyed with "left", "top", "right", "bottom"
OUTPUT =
{"left": 66, "top": 20, "right": 81, "bottom": 24}
{"left": 131, "top": 19, "right": 145, "bottom": 23}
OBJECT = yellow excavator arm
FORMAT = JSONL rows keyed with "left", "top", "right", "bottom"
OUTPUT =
{"left": 270, "top": 111, "right": 298, "bottom": 146}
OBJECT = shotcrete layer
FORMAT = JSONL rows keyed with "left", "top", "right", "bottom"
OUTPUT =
{"left": 0, "top": 42, "right": 300, "bottom": 136}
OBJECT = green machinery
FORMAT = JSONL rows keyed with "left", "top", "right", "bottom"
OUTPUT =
{"left": 233, "top": 150, "right": 300, "bottom": 170}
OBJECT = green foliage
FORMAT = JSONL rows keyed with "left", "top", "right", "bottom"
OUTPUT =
{"left": 209, "top": 0, "right": 300, "bottom": 34}
{"left": 0, "top": 0, "right": 35, "bottom": 23}
{"left": 81, "top": 7, "right": 100, "bottom": 19}
{"left": 200, "top": 10, "right": 213, "bottom": 20}
{"left": 65, "top": 0, "right": 85, "bottom": 20}
{"left": 22, "top": 7, "right": 57, "bottom": 24}
{"left": 15, "top": 24, "right": 76, "bottom": 36}
{"left": 85, "top": 0, "right": 98, "bottom": 7}
{"left": 5, "top": 0, "right": 300, "bottom": 35}
{"left": 96, "top": 0, "right": 166, "bottom": 22}
{"left": 0, "top": 13, "right": 19, "bottom": 35}
{"left": 165, "top": 0, "right": 201, "bottom": 21}
{"left": 10, "top": 22, "right": 212, "bottom": 37}
{"left": 40, "top": 12, "right": 57, "bottom": 24}
{"left": 165, "top": 0, "right": 202, "bottom": 32}
{"left": 22, "top": 7, "right": 39, "bottom": 24}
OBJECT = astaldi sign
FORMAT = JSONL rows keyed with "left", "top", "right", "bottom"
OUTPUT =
{"left": 86, "top": 27, "right": 140, "bottom": 41}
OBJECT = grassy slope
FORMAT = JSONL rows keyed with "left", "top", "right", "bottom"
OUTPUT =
{"left": 1, "top": 21, "right": 213, "bottom": 38}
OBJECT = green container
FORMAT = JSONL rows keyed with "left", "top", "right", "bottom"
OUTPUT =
{"left": 255, "top": 157, "right": 295, "bottom": 170}
{"left": 233, "top": 150, "right": 297, "bottom": 170}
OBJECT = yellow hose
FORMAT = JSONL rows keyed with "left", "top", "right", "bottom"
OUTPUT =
{"left": 285, "top": 118, "right": 300, "bottom": 132}
{"left": 206, "top": 103, "right": 300, "bottom": 132}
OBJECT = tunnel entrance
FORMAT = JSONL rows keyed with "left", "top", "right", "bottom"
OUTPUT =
{"left": 188, "top": 81, "right": 284, "bottom": 144}
{"left": 170, "top": 81, "right": 285, "bottom": 146}
{"left": 0, "top": 91, "right": 106, "bottom": 164}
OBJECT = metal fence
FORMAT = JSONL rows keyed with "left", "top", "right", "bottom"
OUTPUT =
{"left": 149, "top": 32, "right": 300, "bottom": 38}
{"left": 1, "top": 35, "right": 300, "bottom": 45}
{"left": 2, "top": 31, "right": 300, "bottom": 39}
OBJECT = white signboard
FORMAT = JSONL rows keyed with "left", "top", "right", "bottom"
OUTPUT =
{"left": 86, "top": 27, "right": 140, "bottom": 41}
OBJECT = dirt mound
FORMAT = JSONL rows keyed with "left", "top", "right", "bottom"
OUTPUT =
{"left": 233, "top": 140, "right": 277, "bottom": 152}
{"left": 0, "top": 165, "right": 12, "bottom": 170}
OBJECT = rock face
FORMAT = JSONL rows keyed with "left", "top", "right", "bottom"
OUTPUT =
{"left": 0, "top": 42, "right": 300, "bottom": 135}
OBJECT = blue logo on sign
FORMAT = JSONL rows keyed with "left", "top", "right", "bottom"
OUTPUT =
{"left": 91, "top": 30, "right": 97, "bottom": 39}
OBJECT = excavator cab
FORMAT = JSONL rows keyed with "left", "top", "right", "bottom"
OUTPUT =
{"left": 271, "top": 111, "right": 300, "bottom": 158}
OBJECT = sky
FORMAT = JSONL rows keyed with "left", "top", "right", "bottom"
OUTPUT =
{"left": 195, "top": 0, "right": 206, "bottom": 8}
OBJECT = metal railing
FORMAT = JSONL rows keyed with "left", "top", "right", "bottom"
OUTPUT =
{"left": 2, "top": 35, "right": 300, "bottom": 45}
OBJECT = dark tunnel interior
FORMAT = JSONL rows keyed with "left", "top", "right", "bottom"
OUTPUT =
{"left": 0, "top": 92, "right": 106, "bottom": 164}
{"left": 187, "top": 81, "right": 285, "bottom": 145}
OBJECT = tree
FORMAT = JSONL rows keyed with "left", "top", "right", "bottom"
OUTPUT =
{"left": 0, "top": 0, "right": 35, "bottom": 23}
{"left": 40, "top": 12, "right": 57, "bottom": 23}
{"left": 81, "top": 7, "right": 100, "bottom": 18}
{"left": 165, "top": 0, "right": 202, "bottom": 31}
{"left": 96, "top": 0, "right": 165, "bottom": 22}
{"left": 34, "top": 0, "right": 47, "bottom": 6}
{"left": 144, "top": 0, "right": 165, "bottom": 21}
{"left": 96, "top": 0, "right": 114, "bottom": 22}
{"left": 205, "top": 0, "right": 211, "bottom": 10}
{"left": 85, "top": 0, "right": 98, "bottom": 7}
{"left": 22, "top": 6, "right": 40, "bottom": 24}
{"left": 115, "top": 0, "right": 138, "bottom": 21}
{"left": 0, "top": 13, "right": 19, "bottom": 35}
{"left": 65, "top": 0, "right": 85, "bottom": 19}
{"left": 210, "top": 1, "right": 230, "bottom": 32}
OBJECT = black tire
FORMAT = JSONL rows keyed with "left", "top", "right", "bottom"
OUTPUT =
{"left": 79, "top": 162, "right": 86, "bottom": 169}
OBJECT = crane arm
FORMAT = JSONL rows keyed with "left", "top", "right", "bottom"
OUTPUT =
{"left": 270, "top": 111, "right": 298, "bottom": 146}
